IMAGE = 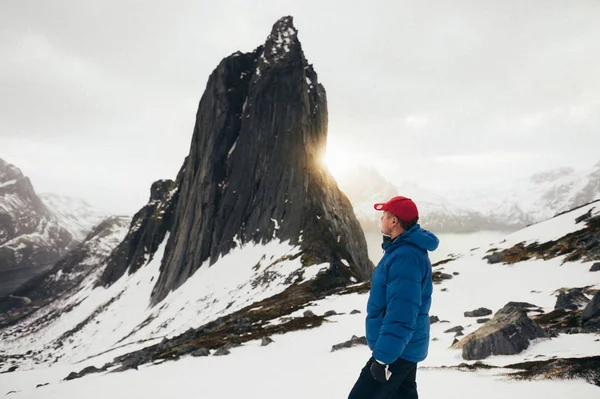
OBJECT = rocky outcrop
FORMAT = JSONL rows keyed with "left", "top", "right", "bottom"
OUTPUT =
{"left": 554, "top": 288, "right": 589, "bottom": 311}
{"left": 464, "top": 308, "right": 492, "bottom": 318}
{"left": 149, "top": 16, "right": 372, "bottom": 304}
{"left": 453, "top": 303, "right": 547, "bottom": 360}
{"left": 0, "top": 158, "right": 74, "bottom": 298}
{"left": 581, "top": 291, "right": 600, "bottom": 328}
{"left": 100, "top": 179, "right": 178, "bottom": 286}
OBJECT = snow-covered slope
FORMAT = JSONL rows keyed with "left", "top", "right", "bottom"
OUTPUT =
{"left": 1, "top": 202, "right": 600, "bottom": 397}
{"left": 0, "top": 235, "right": 332, "bottom": 368}
{"left": 446, "top": 161, "right": 600, "bottom": 226}
{"left": 39, "top": 193, "right": 111, "bottom": 242}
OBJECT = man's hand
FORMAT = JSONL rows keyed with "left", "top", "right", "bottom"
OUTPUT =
{"left": 370, "top": 359, "right": 392, "bottom": 382}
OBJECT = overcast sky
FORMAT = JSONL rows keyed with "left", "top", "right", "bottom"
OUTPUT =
{"left": 1, "top": 0, "right": 599, "bottom": 214}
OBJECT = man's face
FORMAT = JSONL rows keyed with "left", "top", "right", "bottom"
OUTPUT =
{"left": 380, "top": 211, "right": 397, "bottom": 236}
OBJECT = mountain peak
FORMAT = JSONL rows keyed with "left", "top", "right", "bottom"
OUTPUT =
{"left": 0, "top": 157, "right": 24, "bottom": 184}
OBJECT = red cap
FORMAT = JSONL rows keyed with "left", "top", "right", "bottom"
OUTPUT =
{"left": 374, "top": 196, "right": 419, "bottom": 222}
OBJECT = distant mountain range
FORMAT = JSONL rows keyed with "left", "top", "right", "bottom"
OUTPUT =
{"left": 336, "top": 162, "right": 600, "bottom": 233}
{"left": 0, "top": 157, "right": 112, "bottom": 298}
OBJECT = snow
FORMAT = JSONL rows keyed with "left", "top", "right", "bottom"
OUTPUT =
{"left": 39, "top": 193, "right": 111, "bottom": 242}
{"left": 1, "top": 236, "right": 330, "bottom": 370}
{"left": 2, "top": 293, "right": 598, "bottom": 398}
{"left": 2, "top": 196, "right": 600, "bottom": 397}
{"left": 0, "top": 179, "right": 17, "bottom": 188}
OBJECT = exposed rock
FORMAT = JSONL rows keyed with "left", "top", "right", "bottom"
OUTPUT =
{"left": 350, "top": 309, "right": 361, "bottom": 315}
{"left": 506, "top": 356, "right": 600, "bottom": 387}
{"left": 0, "top": 158, "right": 74, "bottom": 298}
{"left": 100, "top": 179, "right": 178, "bottom": 286}
{"left": 432, "top": 271, "right": 453, "bottom": 284}
{"left": 453, "top": 303, "right": 547, "bottom": 360}
{"left": 191, "top": 348, "right": 211, "bottom": 357}
{"left": 476, "top": 318, "right": 491, "bottom": 324}
{"left": 213, "top": 347, "right": 231, "bottom": 356}
{"left": 483, "top": 252, "right": 505, "bottom": 264}
{"left": 431, "top": 258, "right": 455, "bottom": 267}
{"left": 148, "top": 16, "right": 373, "bottom": 305}
{"left": 444, "top": 326, "right": 464, "bottom": 334}
{"left": 64, "top": 372, "right": 79, "bottom": 381}
{"left": 481, "top": 210, "right": 600, "bottom": 266}
{"left": 303, "top": 310, "right": 316, "bottom": 318}
{"left": 464, "top": 308, "right": 492, "bottom": 318}
{"left": 554, "top": 288, "right": 589, "bottom": 311}
{"left": 429, "top": 315, "right": 440, "bottom": 324}
{"left": 581, "top": 291, "right": 600, "bottom": 327}
{"left": 35, "top": 383, "right": 49, "bottom": 388}
{"left": 331, "top": 335, "right": 367, "bottom": 352}
{"left": 324, "top": 310, "right": 337, "bottom": 317}
{"left": 590, "top": 262, "right": 600, "bottom": 272}
{"left": 575, "top": 208, "right": 593, "bottom": 224}
{"left": 261, "top": 337, "right": 274, "bottom": 347}
{"left": 453, "top": 272, "right": 460, "bottom": 275}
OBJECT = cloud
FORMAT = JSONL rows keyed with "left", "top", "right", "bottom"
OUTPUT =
{"left": 1, "top": 0, "right": 599, "bottom": 213}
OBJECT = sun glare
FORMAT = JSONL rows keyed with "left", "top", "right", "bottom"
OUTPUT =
{"left": 323, "top": 146, "right": 351, "bottom": 180}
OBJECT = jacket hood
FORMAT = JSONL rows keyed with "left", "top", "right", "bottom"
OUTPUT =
{"left": 382, "top": 224, "right": 439, "bottom": 252}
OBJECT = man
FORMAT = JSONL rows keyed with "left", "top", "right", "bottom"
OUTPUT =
{"left": 348, "top": 196, "right": 439, "bottom": 399}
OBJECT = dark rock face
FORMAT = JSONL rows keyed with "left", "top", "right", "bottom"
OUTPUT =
{"left": 554, "top": 288, "right": 589, "bottom": 311}
{"left": 331, "top": 335, "right": 367, "bottom": 352}
{"left": 429, "top": 315, "right": 440, "bottom": 324}
{"left": 590, "top": 262, "right": 600, "bottom": 272}
{"left": 149, "top": 16, "right": 372, "bottom": 304}
{"left": 453, "top": 303, "right": 547, "bottom": 360}
{"left": 100, "top": 179, "right": 178, "bottom": 286}
{"left": 581, "top": 291, "right": 600, "bottom": 327}
{"left": 444, "top": 326, "right": 464, "bottom": 334}
{"left": 464, "top": 308, "right": 492, "bottom": 318}
{"left": 0, "top": 158, "right": 74, "bottom": 298}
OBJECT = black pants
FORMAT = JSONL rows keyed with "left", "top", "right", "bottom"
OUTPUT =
{"left": 347, "top": 357, "right": 418, "bottom": 399}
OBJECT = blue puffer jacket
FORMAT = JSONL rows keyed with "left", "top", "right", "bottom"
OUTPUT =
{"left": 366, "top": 224, "right": 439, "bottom": 364}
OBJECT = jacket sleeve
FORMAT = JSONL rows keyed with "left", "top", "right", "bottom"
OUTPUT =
{"left": 372, "top": 251, "right": 422, "bottom": 364}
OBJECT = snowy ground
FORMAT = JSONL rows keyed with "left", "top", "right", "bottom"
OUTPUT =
{"left": 1, "top": 203, "right": 599, "bottom": 397}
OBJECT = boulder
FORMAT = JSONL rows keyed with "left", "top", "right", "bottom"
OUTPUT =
{"left": 444, "top": 326, "right": 464, "bottom": 334}
{"left": 261, "top": 337, "right": 274, "bottom": 347}
{"left": 590, "top": 263, "right": 600, "bottom": 272}
{"left": 191, "top": 348, "right": 211, "bottom": 357}
{"left": 464, "top": 308, "right": 492, "bottom": 318}
{"left": 331, "top": 335, "right": 367, "bottom": 352}
{"left": 453, "top": 302, "right": 547, "bottom": 360}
